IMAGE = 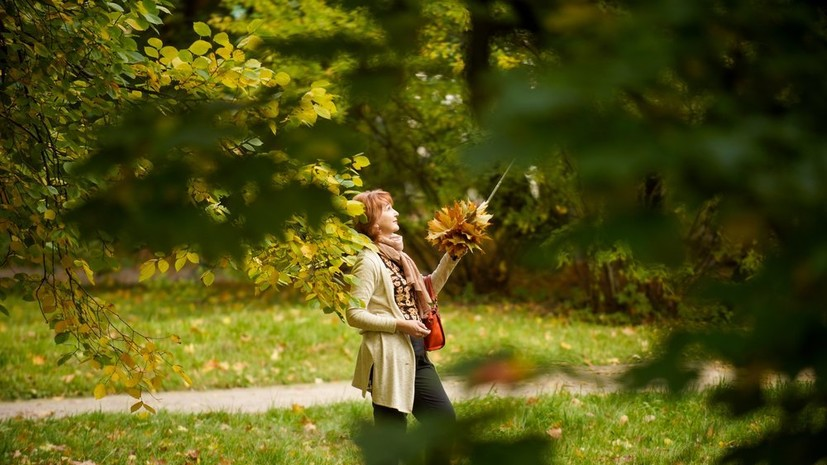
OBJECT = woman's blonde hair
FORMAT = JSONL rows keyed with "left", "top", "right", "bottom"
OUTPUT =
{"left": 353, "top": 189, "right": 393, "bottom": 241}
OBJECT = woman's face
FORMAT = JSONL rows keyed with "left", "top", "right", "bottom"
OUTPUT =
{"left": 374, "top": 202, "right": 399, "bottom": 237}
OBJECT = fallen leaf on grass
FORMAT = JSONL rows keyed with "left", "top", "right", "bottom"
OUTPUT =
{"left": 32, "top": 355, "right": 46, "bottom": 365}
{"left": 546, "top": 427, "right": 563, "bottom": 439}
{"left": 185, "top": 449, "right": 200, "bottom": 462}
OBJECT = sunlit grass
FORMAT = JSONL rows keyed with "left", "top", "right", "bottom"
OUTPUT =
{"left": 0, "top": 390, "right": 777, "bottom": 465}
{"left": 0, "top": 281, "right": 664, "bottom": 400}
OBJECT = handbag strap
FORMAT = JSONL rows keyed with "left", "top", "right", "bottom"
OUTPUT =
{"left": 423, "top": 274, "right": 437, "bottom": 302}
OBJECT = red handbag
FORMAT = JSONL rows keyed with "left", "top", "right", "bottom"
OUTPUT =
{"left": 422, "top": 275, "right": 445, "bottom": 351}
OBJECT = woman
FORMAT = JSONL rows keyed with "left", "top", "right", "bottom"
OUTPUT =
{"left": 347, "top": 189, "right": 462, "bottom": 465}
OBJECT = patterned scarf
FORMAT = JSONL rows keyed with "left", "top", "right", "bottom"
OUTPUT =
{"left": 375, "top": 234, "right": 432, "bottom": 317}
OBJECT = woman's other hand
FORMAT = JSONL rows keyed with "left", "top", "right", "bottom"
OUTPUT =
{"left": 396, "top": 319, "right": 431, "bottom": 337}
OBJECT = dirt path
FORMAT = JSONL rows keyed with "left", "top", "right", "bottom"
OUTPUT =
{"left": 0, "top": 364, "right": 735, "bottom": 420}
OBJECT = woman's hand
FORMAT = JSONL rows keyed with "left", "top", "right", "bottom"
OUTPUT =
{"left": 396, "top": 319, "right": 431, "bottom": 337}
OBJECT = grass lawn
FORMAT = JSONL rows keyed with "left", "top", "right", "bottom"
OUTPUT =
{"left": 0, "top": 281, "right": 664, "bottom": 401}
{"left": 0, "top": 390, "right": 776, "bottom": 465}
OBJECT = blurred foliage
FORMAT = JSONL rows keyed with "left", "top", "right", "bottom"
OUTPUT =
{"left": 4, "top": 0, "right": 827, "bottom": 462}
{"left": 444, "top": 0, "right": 825, "bottom": 463}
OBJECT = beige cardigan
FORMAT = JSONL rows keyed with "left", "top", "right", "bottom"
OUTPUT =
{"left": 346, "top": 248, "right": 460, "bottom": 413}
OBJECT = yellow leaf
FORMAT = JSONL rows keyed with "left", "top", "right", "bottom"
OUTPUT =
{"left": 213, "top": 32, "right": 230, "bottom": 47}
{"left": 175, "top": 256, "right": 187, "bottom": 271}
{"left": 352, "top": 155, "right": 370, "bottom": 169}
{"left": 93, "top": 383, "right": 107, "bottom": 399}
{"left": 313, "top": 104, "right": 331, "bottom": 119}
{"left": 157, "top": 259, "right": 169, "bottom": 273}
{"left": 216, "top": 46, "right": 233, "bottom": 60}
{"left": 127, "top": 387, "right": 142, "bottom": 399}
{"left": 159, "top": 45, "right": 178, "bottom": 59}
{"left": 139, "top": 261, "right": 156, "bottom": 282}
{"left": 148, "top": 37, "right": 163, "bottom": 49}
{"left": 131, "top": 401, "right": 144, "bottom": 413}
{"left": 345, "top": 200, "right": 365, "bottom": 217}
{"left": 174, "top": 61, "right": 193, "bottom": 74}
{"left": 274, "top": 72, "right": 290, "bottom": 87}
{"left": 120, "top": 353, "right": 136, "bottom": 368}
{"left": 201, "top": 270, "right": 215, "bottom": 286}
{"left": 43, "top": 209, "right": 56, "bottom": 220}
{"left": 126, "top": 18, "right": 146, "bottom": 31}
{"left": 75, "top": 259, "right": 95, "bottom": 285}
{"left": 187, "top": 252, "right": 200, "bottom": 264}
{"left": 189, "top": 40, "right": 212, "bottom": 56}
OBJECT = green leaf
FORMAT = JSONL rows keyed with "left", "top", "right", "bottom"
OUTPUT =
{"left": 57, "top": 352, "right": 74, "bottom": 366}
{"left": 189, "top": 40, "right": 212, "bottom": 56}
{"left": 193, "top": 56, "right": 211, "bottom": 69}
{"left": 143, "top": 13, "right": 163, "bottom": 25}
{"left": 140, "top": 0, "right": 158, "bottom": 14}
{"left": 177, "top": 49, "right": 194, "bottom": 63}
{"left": 0, "top": 304, "right": 8, "bottom": 317}
{"left": 54, "top": 332, "right": 71, "bottom": 344}
{"left": 193, "top": 22, "right": 211, "bottom": 37}
{"left": 246, "top": 19, "right": 263, "bottom": 33}
{"left": 106, "top": 2, "right": 124, "bottom": 12}
{"left": 148, "top": 37, "right": 163, "bottom": 49}
{"left": 144, "top": 46, "right": 159, "bottom": 58}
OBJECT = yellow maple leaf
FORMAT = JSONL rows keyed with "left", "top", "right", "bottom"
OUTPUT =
{"left": 426, "top": 200, "right": 492, "bottom": 258}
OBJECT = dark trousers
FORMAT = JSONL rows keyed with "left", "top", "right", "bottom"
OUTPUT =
{"left": 372, "top": 337, "right": 455, "bottom": 465}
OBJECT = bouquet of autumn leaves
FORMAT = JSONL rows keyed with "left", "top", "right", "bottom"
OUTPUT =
{"left": 426, "top": 200, "right": 493, "bottom": 259}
